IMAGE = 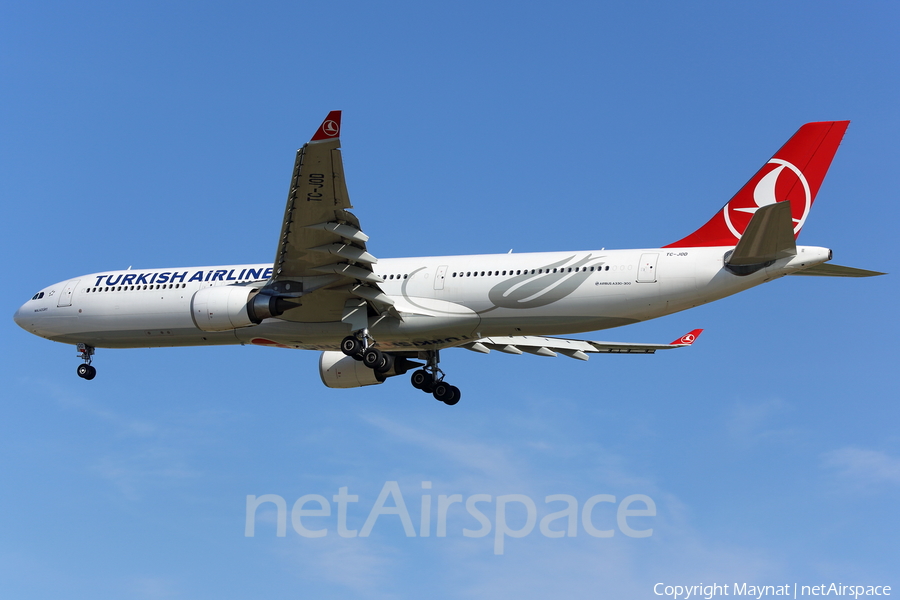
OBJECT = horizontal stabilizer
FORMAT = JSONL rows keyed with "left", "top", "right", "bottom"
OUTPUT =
{"left": 789, "top": 263, "right": 886, "bottom": 277}
{"left": 725, "top": 202, "right": 796, "bottom": 275}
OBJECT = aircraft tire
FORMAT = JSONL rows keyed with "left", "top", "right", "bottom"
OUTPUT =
{"left": 340, "top": 336, "right": 361, "bottom": 357}
{"left": 373, "top": 352, "right": 394, "bottom": 374}
{"left": 444, "top": 386, "right": 461, "bottom": 405}
{"left": 77, "top": 364, "right": 96, "bottom": 380}
{"left": 362, "top": 348, "right": 383, "bottom": 369}
{"left": 410, "top": 369, "right": 432, "bottom": 390}
{"left": 434, "top": 382, "right": 458, "bottom": 404}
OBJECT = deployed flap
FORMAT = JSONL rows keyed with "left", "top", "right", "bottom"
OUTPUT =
{"left": 789, "top": 263, "right": 886, "bottom": 277}
{"left": 725, "top": 201, "right": 796, "bottom": 275}
{"left": 261, "top": 112, "right": 390, "bottom": 323}
{"left": 461, "top": 329, "right": 702, "bottom": 359}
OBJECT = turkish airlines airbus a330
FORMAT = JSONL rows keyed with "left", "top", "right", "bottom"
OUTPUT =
{"left": 13, "top": 113, "right": 883, "bottom": 405}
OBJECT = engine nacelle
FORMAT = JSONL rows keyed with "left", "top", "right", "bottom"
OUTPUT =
{"left": 319, "top": 351, "right": 385, "bottom": 388}
{"left": 190, "top": 285, "right": 258, "bottom": 332}
{"left": 318, "top": 351, "right": 420, "bottom": 389}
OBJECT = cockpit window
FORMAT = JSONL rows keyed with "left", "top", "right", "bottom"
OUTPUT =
{"left": 31, "top": 292, "right": 45, "bottom": 300}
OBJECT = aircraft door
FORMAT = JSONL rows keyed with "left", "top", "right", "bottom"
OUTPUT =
{"left": 57, "top": 279, "right": 80, "bottom": 307}
{"left": 637, "top": 253, "right": 659, "bottom": 283}
{"left": 434, "top": 265, "right": 448, "bottom": 290}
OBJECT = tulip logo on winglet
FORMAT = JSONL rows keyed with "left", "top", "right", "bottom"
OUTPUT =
{"left": 322, "top": 120, "right": 340, "bottom": 137}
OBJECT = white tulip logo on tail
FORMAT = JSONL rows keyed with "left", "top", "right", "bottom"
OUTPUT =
{"left": 723, "top": 158, "right": 811, "bottom": 240}
{"left": 322, "top": 120, "right": 340, "bottom": 137}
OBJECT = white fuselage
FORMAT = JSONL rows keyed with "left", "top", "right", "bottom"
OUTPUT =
{"left": 13, "top": 245, "right": 832, "bottom": 352}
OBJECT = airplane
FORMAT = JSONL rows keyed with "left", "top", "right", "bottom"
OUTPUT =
{"left": 13, "top": 113, "right": 884, "bottom": 405}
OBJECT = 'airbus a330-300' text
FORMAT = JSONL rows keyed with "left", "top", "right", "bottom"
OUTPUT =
{"left": 14, "top": 113, "right": 883, "bottom": 405}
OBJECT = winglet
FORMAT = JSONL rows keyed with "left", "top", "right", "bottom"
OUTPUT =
{"left": 670, "top": 329, "right": 703, "bottom": 346}
{"left": 310, "top": 110, "right": 342, "bottom": 141}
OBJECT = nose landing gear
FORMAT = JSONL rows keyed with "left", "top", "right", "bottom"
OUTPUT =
{"left": 76, "top": 343, "right": 96, "bottom": 380}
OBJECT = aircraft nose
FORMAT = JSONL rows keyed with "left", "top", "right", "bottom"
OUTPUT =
{"left": 13, "top": 303, "right": 27, "bottom": 330}
{"left": 13, "top": 300, "right": 42, "bottom": 334}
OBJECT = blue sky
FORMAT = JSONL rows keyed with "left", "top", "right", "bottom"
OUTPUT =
{"left": 2, "top": 2, "right": 898, "bottom": 598}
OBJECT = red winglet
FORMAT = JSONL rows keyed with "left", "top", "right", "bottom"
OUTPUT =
{"left": 310, "top": 110, "right": 342, "bottom": 141}
{"left": 671, "top": 329, "right": 703, "bottom": 346}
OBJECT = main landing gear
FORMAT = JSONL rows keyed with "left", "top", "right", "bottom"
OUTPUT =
{"left": 76, "top": 343, "right": 96, "bottom": 380}
{"left": 340, "top": 332, "right": 395, "bottom": 374}
{"left": 340, "top": 334, "right": 461, "bottom": 405}
{"left": 410, "top": 350, "right": 461, "bottom": 406}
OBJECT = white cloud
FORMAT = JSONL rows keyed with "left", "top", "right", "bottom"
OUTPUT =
{"left": 822, "top": 447, "right": 900, "bottom": 487}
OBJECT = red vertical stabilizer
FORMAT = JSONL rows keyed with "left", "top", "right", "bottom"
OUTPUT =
{"left": 665, "top": 121, "right": 849, "bottom": 248}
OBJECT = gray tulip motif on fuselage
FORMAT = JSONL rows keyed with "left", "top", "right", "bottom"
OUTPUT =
{"left": 482, "top": 254, "right": 605, "bottom": 313}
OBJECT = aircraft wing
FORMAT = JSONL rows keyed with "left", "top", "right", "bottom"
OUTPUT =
{"left": 461, "top": 329, "right": 703, "bottom": 360}
{"left": 264, "top": 111, "right": 394, "bottom": 322}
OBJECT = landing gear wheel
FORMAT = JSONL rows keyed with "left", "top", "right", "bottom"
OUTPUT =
{"left": 362, "top": 348, "right": 383, "bottom": 369}
{"left": 373, "top": 352, "right": 395, "bottom": 374}
{"left": 341, "top": 336, "right": 362, "bottom": 357}
{"left": 433, "top": 382, "right": 451, "bottom": 402}
{"left": 433, "top": 382, "right": 460, "bottom": 405}
{"left": 444, "top": 386, "right": 461, "bottom": 406}
{"left": 411, "top": 369, "right": 433, "bottom": 390}
{"left": 77, "top": 364, "right": 96, "bottom": 380}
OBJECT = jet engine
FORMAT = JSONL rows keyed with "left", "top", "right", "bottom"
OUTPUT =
{"left": 190, "top": 286, "right": 291, "bottom": 332}
{"left": 319, "top": 351, "right": 419, "bottom": 389}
